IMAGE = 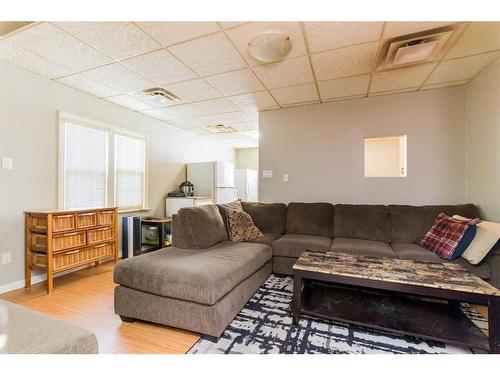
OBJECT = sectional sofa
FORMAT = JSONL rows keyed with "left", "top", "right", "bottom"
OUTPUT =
{"left": 114, "top": 202, "right": 499, "bottom": 340}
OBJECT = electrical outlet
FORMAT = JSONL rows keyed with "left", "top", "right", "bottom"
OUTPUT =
{"left": 2, "top": 157, "right": 13, "bottom": 170}
{"left": 1, "top": 252, "right": 12, "bottom": 265}
{"left": 283, "top": 173, "right": 289, "bottom": 182}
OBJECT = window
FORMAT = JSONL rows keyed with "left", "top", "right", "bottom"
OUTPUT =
{"left": 59, "top": 113, "right": 147, "bottom": 211}
{"left": 114, "top": 134, "right": 146, "bottom": 211}
{"left": 364, "top": 135, "right": 407, "bottom": 178}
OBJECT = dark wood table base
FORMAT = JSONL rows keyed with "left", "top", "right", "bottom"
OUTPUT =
{"left": 292, "top": 275, "right": 500, "bottom": 353}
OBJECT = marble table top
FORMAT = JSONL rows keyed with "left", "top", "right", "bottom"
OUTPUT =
{"left": 293, "top": 250, "right": 500, "bottom": 297}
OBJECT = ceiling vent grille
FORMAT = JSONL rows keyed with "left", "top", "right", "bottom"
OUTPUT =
{"left": 376, "top": 25, "right": 463, "bottom": 72}
{"left": 141, "top": 87, "right": 181, "bottom": 104}
{"left": 203, "top": 124, "right": 236, "bottom": 134}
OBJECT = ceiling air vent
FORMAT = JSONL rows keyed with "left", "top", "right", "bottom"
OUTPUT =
{"left": 203, "top": 124, "right": 236, "bottom": 134}
{"left": 376, "top": 25, "right": 463, "bottom": 72}
{"left": 141, "top": 87, "right": 181, "bottom": 105}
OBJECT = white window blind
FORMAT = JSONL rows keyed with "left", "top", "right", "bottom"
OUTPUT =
{"left": 63, "top": 122, "right": 108, "bottom": 209}
{"left": 114, "top": 134, "right": 146, "bottom": 211}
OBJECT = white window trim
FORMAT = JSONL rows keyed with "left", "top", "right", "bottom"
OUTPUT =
{"left": 58, "top": 111, "right": 149, "bottom": 212}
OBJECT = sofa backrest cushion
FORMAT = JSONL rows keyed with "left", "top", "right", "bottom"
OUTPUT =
{"left": 175, "top": 204, "right": 228, "bottom": 249}
{"left": 334, "top": 204, "right": 390, "bottom": 242}
{"left": 241, "top": 202, "right": 287, "bottom": 234}
{"left": 389, "top": 204, "right": 480, "bottom": 243}
{"left": 286, "top": 202, "right": 334, "bottom": 237}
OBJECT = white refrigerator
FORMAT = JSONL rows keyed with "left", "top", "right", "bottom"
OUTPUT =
{"left": 187, "top": 161, "right": 236, "bottom": 203}
{"left": 234, "top": 169, "right": 259, "bottom": 202}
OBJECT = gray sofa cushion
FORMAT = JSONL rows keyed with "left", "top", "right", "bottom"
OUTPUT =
{"left": 286, "top": 202, "right": 334, "bottom": 237}
{"left": 272, "top": 233, "right": 332, "bottom": 258}
{"left": 391, "top": 242, "right": 442, "bottom": 262}
{"left": 113, "top": 241, "right": 272, "bottom": 306}
{"left": 241, "top": 202, "right": 287, "bottom": 234}
{"left": 3, "top": 300, "right": 98, "bottom": 354}
{"left": 452, "top": 257, "right": 490, "bottom": 280}
{"left": 177, "top": 204, "right": 228, "bottom": 249}
{"left": 248, "top": 232, "right": 282, "bottom": 246}
{"left": 330, "top": 238, "right": 397, "bottom": 258}
{"left": 334, "top": 204, "right": 391, "bottom": 242}
{"left": 388, "top": 204, "right": 480, "bottom": 243}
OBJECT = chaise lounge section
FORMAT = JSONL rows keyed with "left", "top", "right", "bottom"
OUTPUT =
{"left": 113, "top": 201, "right": 499, "bottom": 339}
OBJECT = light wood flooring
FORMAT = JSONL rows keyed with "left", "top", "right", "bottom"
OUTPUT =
{"left": 0, "top": 261, "right": 200, "bottom": 354}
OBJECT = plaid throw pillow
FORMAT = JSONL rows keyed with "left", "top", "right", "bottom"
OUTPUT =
{"left": 226, "top": 208, "right": 263, "bottom": 242}
{"left": 419, "top": 213, "right": 480, "bottom": 260}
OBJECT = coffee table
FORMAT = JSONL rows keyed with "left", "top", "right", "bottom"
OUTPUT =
{"left": 292, "top": 250, "right": 500, "bottom": 353}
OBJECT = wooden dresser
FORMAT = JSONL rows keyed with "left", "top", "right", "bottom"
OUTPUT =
{"left": 25, "top": 207, "right": 118, "bottom": 294}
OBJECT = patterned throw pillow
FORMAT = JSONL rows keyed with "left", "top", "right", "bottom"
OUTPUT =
{"left": 419, "top": 213, "right": 480, "bottom": 260}
{"left": 226, "top": 208, "right": 263, "bottom": 242}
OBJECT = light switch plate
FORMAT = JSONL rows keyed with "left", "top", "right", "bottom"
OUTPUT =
{"left": 2, "top": 157, "right": 13, "bottom": 170}
{"left": 262, "top": 170, "right": 273, "bottom": 178}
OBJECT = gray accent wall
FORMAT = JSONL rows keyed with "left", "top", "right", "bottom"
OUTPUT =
{"left": 259, "top": 87, "right": 468, "bottom": 205}
{"left": 0, "top": 62, "right": 234, "bottom": 289}
{"left": 465, "top": 58, "right": 500, "bottom": 221}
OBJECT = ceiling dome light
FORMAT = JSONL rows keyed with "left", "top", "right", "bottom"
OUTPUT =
{"left": 248, "top": 33, "right": 292, "bottom": 63}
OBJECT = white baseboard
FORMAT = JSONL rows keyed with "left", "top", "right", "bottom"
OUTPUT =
{"left": 0, "top": 274, "right": 47, "bottom": 295}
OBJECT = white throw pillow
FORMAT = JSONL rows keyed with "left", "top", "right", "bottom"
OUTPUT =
{"left": 453, "top": 215, "right": 500, "bottom": 265}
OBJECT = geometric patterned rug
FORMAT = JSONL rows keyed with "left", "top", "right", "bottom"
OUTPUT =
{"left": 188, "top": 274, "right": 488, "bottom": 354}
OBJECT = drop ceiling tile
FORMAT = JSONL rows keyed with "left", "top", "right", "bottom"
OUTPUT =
{"left": 370, "top": 63, "right": 436, "bottom": 93}
{"left": 446, "top": 22, "right": 500, "bottom": 59}
{"left": 84, "top": 63, "right": 154, "bottom": 93}
{"left": 168, "top": 32, "right": 246, "bottom": 76}
{"left": 135, "top": 22, "right": 220, "bottom": 47}
{"left": 6, "top": 22, "right": 112, "bottom": 72}
{"left": 169, "top": 111, "right": 252, "bottom": 128}
{"left": 226, "top": 22, "right": 307, "bottom": 65}
{"left": 163, "top": 79, "right": 222, "bottom": 103}
{"left": 161, "top": 103, "right": 203, "bottom": 119}
{"left": 188, "top": 97, "right": 240, "bottom": 116}
{"left": 0, "top": 41, "right": 71, "bottom": 78}
{"left": 205, "top": 68, "right": 264, "bottom": 96}
{"left": 139, "top": 108, "right": 176, "bottom": 121}
{"left": 318, "top": 74, "right": 370, "bottom": 100}
{"left": 229, "top": 121, "right": 258, "bottom": 131}
{"left": 369, "top": 87, "right": 419, "bottom": 97}
{"left": 426, "top": 51, "right": 500, "bottom": 85}
{"left": 253, "top": 56, "right": 314, "bottom": 89}
{"left": 228, "top": 91, "right": 279, "bottom": 112}
{"left": 303, "top": 22, "right": 383, "bottom": 53}
{"left": 54, "top": 22, "right": 160, "bottom": 60}
{"left": 57, "top": 74, "right": 120, "bottom": 97}
{"left": 107, "top": 95, "right": 153, "bottom": 111}
{"left": 121, "top": 49, "right": 197, "bottom": 85}
{"left": 383, "top": 22, "right": 457, "bottom": 39}
{"left": 311, "top": 41, "right": 378, "bottom": 81}
{"left": 421, "top": 79, "right": 470, "bottom": 91}
{"left": 270, "top": 83, "right": 319, "bottom": 106}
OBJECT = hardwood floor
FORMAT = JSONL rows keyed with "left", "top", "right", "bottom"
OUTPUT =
{"left": 0, "top": 261, "right": 200, "bottom": 354}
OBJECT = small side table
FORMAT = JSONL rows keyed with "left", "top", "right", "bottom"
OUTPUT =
{"left": 140, "top": 217, "right": 172, "bottom": 253}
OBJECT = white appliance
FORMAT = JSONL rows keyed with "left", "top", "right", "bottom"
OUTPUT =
{"left": 165, "top": 197, "right": 213, "bottom": 216}
{"left": 234, "top": 169, "right": 259, "bottom": 202}
{"left": 187, "top": 161, "right": 236, "bottom": 204}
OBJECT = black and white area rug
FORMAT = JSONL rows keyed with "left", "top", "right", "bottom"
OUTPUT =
{"left": 188, "top": 275, "right": 487, "bottom": 354}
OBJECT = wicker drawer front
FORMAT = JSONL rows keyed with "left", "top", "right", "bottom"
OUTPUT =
{"left": 98, "top": 210, "right": 115, "bottom": 226}
{"left": 32, "top": 242, "right": 115, "bottom": 272}
{"left": 29, "top": 215, "right": 47, "bottom": 232}
{"left": 31, "top": 233, "right": 48, "bottom": 251}
{"left": 52, "top": 214, "right": 76, "bottom": 232}
{"left": 88, "top": 226, "right": 114, "bottom": 244}
{"left": 77, "top": 212, "right": 97, "bottom": 229}
{"left": 53, "top": 231, "right": 86, "bottom": 252}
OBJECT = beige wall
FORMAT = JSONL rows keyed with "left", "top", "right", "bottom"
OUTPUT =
{"left": 235, "top": 147, "right": 259, "bottom": 170}
{"left": 259, "top": 87, "right": 467, "bottom": 205}
{"left": 0, "top": 62, "right": 234, "bottom": 289}
{"left": 465, "top": 58, "right": 500, "bottom": 221}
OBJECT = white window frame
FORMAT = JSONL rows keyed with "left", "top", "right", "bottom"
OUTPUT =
{"left": 58, "top": 111, "right": 149, "bottom": 212}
